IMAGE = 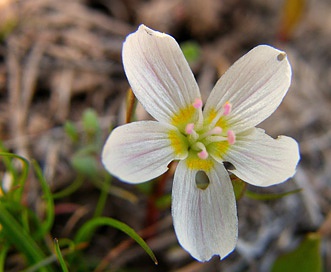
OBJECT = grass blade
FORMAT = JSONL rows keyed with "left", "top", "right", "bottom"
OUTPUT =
{"left": 245, "top": 188, "right": 302, "bottom": 201}
{"left": 54, "top": 238, "right": 69, "bottom": 272}
{"left": 0, "top": 203, "right": 50, "bottom": 271}
{"left": 75, "top": 217, "right": 158, "bottom": 265}
{"left": 0, "top": 244, "right": 9, "bottom": 271}
{"left": 32, "top": 160, "right": 54, "bottom": 237}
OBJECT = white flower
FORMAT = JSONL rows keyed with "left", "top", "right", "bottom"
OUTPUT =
{"left": 102, "top": 25, "right": 300, "bottom": 261}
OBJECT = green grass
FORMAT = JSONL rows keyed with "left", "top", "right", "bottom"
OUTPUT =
{"left": 0, "top": 109, "right": 157, "bottom": 271}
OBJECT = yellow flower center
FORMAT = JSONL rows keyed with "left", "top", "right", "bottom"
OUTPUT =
{"left": 169, "top": 98, "right": 236, "bottom": 172}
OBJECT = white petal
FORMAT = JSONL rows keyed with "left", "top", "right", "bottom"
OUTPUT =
{"left": 122, "top": 25, "right": 201, "bottom": 123}
{"left": 222, "top": 128, "right": 300, "bottom": 187}
{"left": 102, "top": 121, "right": 185, "bottom": 183}
{"left": 172, "top": 160, "right": 238, "bottom": 261}
{"left": 204, "top": 45, "right": 292, "bottom": 132}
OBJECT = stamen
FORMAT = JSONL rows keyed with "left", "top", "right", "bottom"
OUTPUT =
{"left": 227, "top": 130, "right": 236, "bottom": 145}
{"left": 209, "top": 102, "right": 232, "bottom": 128}
{"left": 185, "top": 123, "right": 195, "bottom": 135}
{"left": 185, "top": 123, "right": 199, "bottom": 141}
{"left": 205, "top": 135, "right": 227, "bottom": 143}
{"left": 209, "top": 126, "right": 223, "bottom": 135}
{"left": 200, "top": 126, "right": 223, "bottom": 139}
{"left": 193, "top": 98, "right": 203, "bottom": 109}
{"left": 198, "top": 150, "right": 209, "bottom": 159}
{"left": 195, "top": 142, "right": 208, "bottom": 159}
{"left": 223, "top": 101, "right": 232, "bottom": 116}
{"left": 192, "top": 98, "right": 204, "bottom": 130}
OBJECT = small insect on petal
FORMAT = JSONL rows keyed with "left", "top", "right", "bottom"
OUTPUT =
{"left": 195, "top": 171, "right": 210, "bottom": 190}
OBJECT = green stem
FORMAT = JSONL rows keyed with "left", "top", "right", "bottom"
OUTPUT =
{"left": 93, "top": 176, "right": 112, "bottom": 218}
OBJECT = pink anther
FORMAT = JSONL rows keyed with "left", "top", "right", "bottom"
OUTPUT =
{"left": 211, "top": 126, "right": 223, "bottom": 135}
{"left": 185, "top": 123, "right": 195, "bottom": 135}
{"left": 198, "top": 150, "right": 209, "bottom": 159}
{"left": 223, "top": 101, "right": 232, "bottom": 116}
{"left": 227, "top": 130, "right": 236, "bottom": 145}
{"left": 193, "top": 98, "right": 203, "bottom": 109}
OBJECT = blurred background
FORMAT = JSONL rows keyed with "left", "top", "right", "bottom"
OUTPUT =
{"left": 0, "top": 0, "right": 330, "bottom": 271}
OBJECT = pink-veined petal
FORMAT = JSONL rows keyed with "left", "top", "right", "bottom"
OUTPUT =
{"left": 172, "top": 160, "right": 238, "bottom": 261}
{"left": 102, "top": 121, "right": 186, "bottom": 183}
{"left": 204, "top": 45, "right": 292, "bottom": 132}
{"left": 221, "top": 128, "right": 300, "bottom": 187}
{"left": 122, "top": 24, "right": 201, "bottom": 123}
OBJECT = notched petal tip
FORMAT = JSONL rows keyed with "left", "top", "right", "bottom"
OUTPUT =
{"left": 205, "top": 44, "right": 292, "bottom": 132}
{"left": 138, "top": 24, "right": 165, "bottom": 37}
{"left": 139, "top": 24, "right": 152, "bottom": 34}
{"left": 277, "top": 52, "right": 287, "bottom": 61}
{"left": 122, "top": 24, "right": 201, "bottom": 123}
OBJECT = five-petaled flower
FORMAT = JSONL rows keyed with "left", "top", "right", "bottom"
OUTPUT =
{"left": 102, "top": 25, "right": 300, "bottom": 262}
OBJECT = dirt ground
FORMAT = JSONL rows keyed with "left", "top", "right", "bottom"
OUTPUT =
{"left": 0, "top": 0, "right": 330, "bottom": 271}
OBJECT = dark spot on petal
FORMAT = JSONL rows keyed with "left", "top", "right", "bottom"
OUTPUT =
{"left": 195, "top": 171, "right": 210, "bottom": 190}
{"left": 277, "top": 52, "right": 286, "bottom": 61}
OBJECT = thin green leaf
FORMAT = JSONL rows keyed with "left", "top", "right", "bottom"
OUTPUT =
{"left": 75, "top": 217, "right": 158, "bottom": 265}
{"left": 54, "top": 239, "right": 69, "bottom": 272}
{"left": 0, "top": 198, "right": 45, "bottom": 238}
{"left": 22, "top": 253, "right": 63, "bottom": 272}
{"left": 93, "top": 176, "right": 112, "bottom": 218}
{"left": 52, "top": 176, "right": 84, "bottom": 199}
{"left": 32, "top": 160, "right": 54, "bottom": 236}
{"left": 0, "top": 203, "right": 50, "bottom": 271}
{"left": 0, "top": 244, "right": 9, "bottom": 272}
{"left": 108, "top": 185, "right": 138, "bottom": 204}
{"left": 23, "top": 239, "right": 85, "bottom": 272}
{"left": 91, "top": 176, "right": 138, "bottom": 204}
{"left": 245, "top": 188, "right": 302, "bottom": 201}
{"left": 0, "top": 151, "right": 30, "bottom": 200}
{"left": 272, "top": 233, "right": 322, "bottom": 272}
{"left": 21, "top": 206, "right": 31, "bottom": 234}
{"left": 57, "top": 238, "right": 77, "bottom": 254}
